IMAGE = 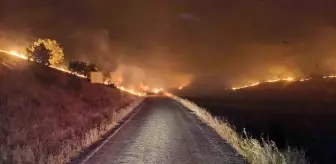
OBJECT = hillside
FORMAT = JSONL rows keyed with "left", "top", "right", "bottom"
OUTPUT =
{"left": 0, "top": 53, "right": 142, "bottom": 164}
{"left": 177, "top": 77, "right": 336, "bottom": 114}
{"left": 177, "top": 78, "right": 336, "bottom": 163}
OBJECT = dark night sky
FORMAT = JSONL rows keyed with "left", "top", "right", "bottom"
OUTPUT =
{"left": 1, "top": 0, "right": 336, "bottom": 89}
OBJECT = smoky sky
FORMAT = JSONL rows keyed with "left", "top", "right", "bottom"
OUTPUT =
{"left": 2, "top": 0, "right": 336, "bottom": 88}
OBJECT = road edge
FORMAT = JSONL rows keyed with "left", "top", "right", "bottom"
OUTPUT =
{"left": 71, "top": 98, "right": 146, "bottom": 164}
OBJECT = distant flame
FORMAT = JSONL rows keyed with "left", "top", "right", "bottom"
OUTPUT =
{"left": 4, "top": 48, "right": 336, "bottom": 95}
{"left": 232, "top": 81, "right": 260, "bottom": 90}
{"left": 152, "top": 88, "right": 164, "bottom": 94}
{"left": 232, "top": 77, "right": 314, "bottom": 90}
{"left": 323, "top": 75, "right": 336, "bottom": 79}
{"left": 140, "top": 84, "right": 150, "bottom": 91}
{"left": 178, "top": 83, "right": 189, "bottom": 90}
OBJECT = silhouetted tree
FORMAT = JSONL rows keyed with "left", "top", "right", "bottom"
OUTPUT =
{"left": 68, "top": 60, "right": 98, "bottom": 79}
{"left": 84, "top": 63, "right": 98, "bottom": 78}
{"left": 102, "top": 72, "right": 111, "bottom": 85}
{"left": 69, "top": 60, "right": 78, "bottom": 73}
{"left": 27, "top": 43, "right": 51, "bottom": 66}
{"left": 27, "top": 38, "right": 64, "bottom": 66}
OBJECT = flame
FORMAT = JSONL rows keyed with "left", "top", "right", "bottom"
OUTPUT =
{"left": 152, "top": 88, "right": 164, "bottom": 94}
{"left": 300, "top": 78, "right": 311, "bottom": 82}
{"left": 0, "top": 50, "right": 28, "bottom": 60}
{"left": 178, "top": 83, "right": 189, "bottom": 90}
{"left": 231, "top": 77, "right": 316, "bottom": 90}
{"left": 232, "top": 81, "right": 260, "bottom": 90}
{"left": 0, "top": 48, "right": 145, "bottom": 96}
{"left": 117, "top": 86, "right": 146, "bottom": 96}
{"left": 266, "top": 79, "right": 281, "bottom": 83}
{"left": 232, "top": 77, "right": 294, "bottom": 90}
{"left": 50, "top": 65, "right": 87, "bottom": 78}
{"left": 323, "top": 75, "right": 336, "bottom": 79}
{"left": 4, "top": 48, "right": 336, "bottom": 95}
{"left": 139, "top": 84, "right": 150, "bottom": 91}
{"left": 283, "top": 77, "right": 295, "bottom": 81}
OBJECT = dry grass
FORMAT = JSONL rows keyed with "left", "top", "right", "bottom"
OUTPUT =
{"left": 0, "top": 57, "right": 143, "bottom": 164}
{"left": 173, "top": 96, "right": 309, "bottom": 164}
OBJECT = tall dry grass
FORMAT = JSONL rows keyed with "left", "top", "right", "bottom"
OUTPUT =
{"left": 0, "top": 59, "right": 143, "bottom": 164}
{"left": 173, "top": 96, "right": 309, "bottom": 164}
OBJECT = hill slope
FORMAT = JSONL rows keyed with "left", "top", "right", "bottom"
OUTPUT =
{"left": 177, "top": 78, "right": 336, "bottom": 163}
{"left": 0, "top": 53, "right": 141, "bottom": 164}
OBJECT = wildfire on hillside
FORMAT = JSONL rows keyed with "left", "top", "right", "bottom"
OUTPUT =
{"left": 0, "top": 49, "right": 146, "bottom": 96}
{"left": 117, "top": 86, "right": 146, "bottom": 97}
{"left": 231, "top": 77, "right": 312, "bottom": 90}
{"left": 0, "top": 50, "right": 28, "bottom": 60}
{"left": 3, "top": 48, "right": 336, "bottom": 94}
{"left": 323, "top": 75, "right": 336, "bottom": 79}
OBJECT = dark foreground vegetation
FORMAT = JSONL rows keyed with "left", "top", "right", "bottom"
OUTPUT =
{"left": 0, "top": 53, "right": 141, "bottom": 163}
{"left": 179, "top": 79, "right": 336, "bottom": 164}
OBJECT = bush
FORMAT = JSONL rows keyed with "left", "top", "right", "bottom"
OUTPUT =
{"left": 68, "top": 60, "right": 98, "bottom": 78}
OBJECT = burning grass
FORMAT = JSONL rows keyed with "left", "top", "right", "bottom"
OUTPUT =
{"left": 0, "top": 58, "right": 143, "bottom": 164}
{"left": 173, "top": 96, "right": 309, "bottom": 164}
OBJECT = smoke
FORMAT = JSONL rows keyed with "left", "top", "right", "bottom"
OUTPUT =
{"left": 3, "top": 0, "right": 336, "bottom": 91}
{"left": 109, "top": 64, "right": 192, "bottom": 89}
{"left": 0, "top": 29, "right": 35, "bottom": 52}
{"left": 71, "top": 29, "right": 120, "bottom": 72}
{"left": 70, "top": 29, "right": 192, "bottom": 89}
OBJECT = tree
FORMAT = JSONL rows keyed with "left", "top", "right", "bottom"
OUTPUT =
{"left": 69, "top": 60, "right": 86, "bottom": 75}
{"left": 27, "top": 39, "right": 64, "bottom": 66}
{"left": 68, "top": 60, "right": 98, "bottom": 79}
{"left": 102, "top": 72, "right": 111, "bottom": 85}
{"left": 27, "top": 43, "right": 51, "bottom": 66}
{"left": 84, "top": 63, "right": 98, "bottom": 78}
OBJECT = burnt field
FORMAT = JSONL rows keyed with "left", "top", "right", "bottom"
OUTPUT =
{"left": 180, "top": 79, "right": 336, "bottom": 164}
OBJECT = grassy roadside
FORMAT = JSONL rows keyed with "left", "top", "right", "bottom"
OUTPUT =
{"left": 0, "top": 95, "right": 143, "bottom": 164}
{"left": 0, "top": 59, "right": 144, "bottom": 164}
{"left": 173, "top": 96, "right": 309, "bottom": 164}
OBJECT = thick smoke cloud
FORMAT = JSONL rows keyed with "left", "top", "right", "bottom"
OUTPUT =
{"left": 71, "top": 29, "right": 120, "bottom": 72}
{"left": 2, "top": 0, "right": 336, "bottom": 90}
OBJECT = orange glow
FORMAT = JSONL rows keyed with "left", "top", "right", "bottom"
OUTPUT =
{"left": 4, "top": 48, "right": 336, "bottom": 95}
{"left": 232, "top": 82, "right": 260, "bottom": 90}
{"left": 0, "top": 48, "right": 145, "bottom": 96}
{"left": 0, "top": 50, "right": 28, "bottom": 60}
{"left": 152, "top": 88, "right": 164, "bottom": 94}
{"left": 300, "top": 78, "right": 311, "bottom": 82}
{"left": 117, "top": 86, "right": 146, "bottom": 96}
{"left": 139, "top": 84, "right": 150, "bottom": 91}
{"left": 114, "top": 77, "right": 123, "bottom": 85}
{"left": 323, "top": 75, "right": 336, "bottom": 79}
{"left": 50, "top": 65, "right": 87, "bottom": 78}
{"left": 164, "top": 92, "right": 173, "bottom": 97}
{"left": 178, "top": 82, "right": 189, "bottom": 90}
{"left": 231, "top": 77, "right": 316, "bottom": 90}
{"left": 283, "top": 77, "right": 295, "bottom": 81}
{"left": 232, "top": 77, "right": 296, "bottom": 90}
